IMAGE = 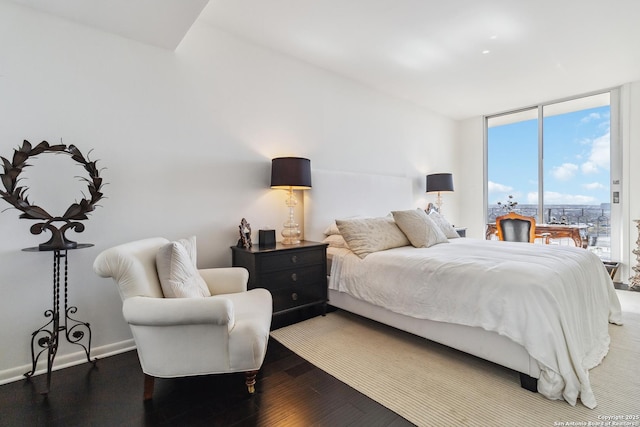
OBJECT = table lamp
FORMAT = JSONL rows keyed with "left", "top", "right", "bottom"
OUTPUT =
{"left": 426, "top": 173, "right": 454, "bottom": 214}
{"left": 270, "top": 157, "right": 312, "bottom": 244}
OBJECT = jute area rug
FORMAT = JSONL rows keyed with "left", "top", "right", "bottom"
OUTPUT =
{"left": 270, "top": 290, "right": 640, "bottom": 427}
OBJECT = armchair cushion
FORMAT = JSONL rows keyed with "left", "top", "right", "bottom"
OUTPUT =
{"left": 156, "top": 240, "right": 211, "bottom": 298}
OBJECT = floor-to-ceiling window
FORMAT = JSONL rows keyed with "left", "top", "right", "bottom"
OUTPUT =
{"left": 486, "top": 91, "right": 618, "bottom": 260}
{"left": 486, "top": 108, "right": 539, "bottom": 219}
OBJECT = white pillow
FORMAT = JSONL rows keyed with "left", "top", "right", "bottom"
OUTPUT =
{"left": 156, "top": 238, "right": 211, "bottom": 298}
{"left": 392, "top": 209, "right": 449, "bottom": 248}
{"left": 323, "top": 221, "right": 341, "bottom": 236}
{"left": 336, "top": 216, "right": 410, "bottom": 259}
{"left": 428, "top": 210, "right": 460, "bottom": 239}
{"left": 322, "top": 234, "right": 350, "bottom": 249}
{"left": 177, "top": 235, "right": 199, "bottom": 266}
{"left": 324, "top": 217, "right": 363, "bottom": 236}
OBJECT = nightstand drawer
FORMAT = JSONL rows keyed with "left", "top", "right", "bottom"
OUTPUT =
{"left": 262, "top": 265, "right": 325, "bottom": 290}
{"left": 271, "top": 283, "right": 326, "bottom": 313}
{"left": 259, "top": 249, "right": 324, "bottom": 272}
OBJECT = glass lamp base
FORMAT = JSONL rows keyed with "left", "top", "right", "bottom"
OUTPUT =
{"left": 281, "top": 190, "right": 302, "bottom": 245}
{"left": 281, "top": 224, "right": 301, "bottom": 245}
{"left": 282, "top": 236, "right": 301, "bottom": 245}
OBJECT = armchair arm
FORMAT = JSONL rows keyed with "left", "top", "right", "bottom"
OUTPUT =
{"left": 123, "top": 296, "right": 234, "bottom": 327}
{"left": 198, "top": 267, "right": 249, "bottom": 295}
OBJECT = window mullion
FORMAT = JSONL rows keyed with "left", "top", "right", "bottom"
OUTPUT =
{"left": 538, "top": 106, "right": 544, "bottom": 223}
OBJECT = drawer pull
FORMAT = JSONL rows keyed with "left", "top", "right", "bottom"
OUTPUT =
{"left": 291, "top": 292, "right": 298, "bottom": 301}
{"left": 290, "top": 255, "right": 298, "bottom": 264}
{"left": 291, "top": 273, "right": 298, "bottom": 282}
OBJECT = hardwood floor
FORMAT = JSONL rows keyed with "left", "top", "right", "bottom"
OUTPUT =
{"left": 0, "top": 310, "right": 414, "bottom": 427}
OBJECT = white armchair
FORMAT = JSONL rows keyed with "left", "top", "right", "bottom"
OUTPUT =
{"left": 93, "top": 237, "right": 272, "bottom": 400}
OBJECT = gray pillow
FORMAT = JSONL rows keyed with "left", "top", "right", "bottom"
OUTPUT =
{"left": 428, "top": 210, "right": 460, "bottom": 239}
{"left": 392, "top": 209, "right": 449, "bottom": 248}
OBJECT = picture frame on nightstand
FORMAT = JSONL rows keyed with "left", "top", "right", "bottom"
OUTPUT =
{"left": 237, "top": 218, "right": 252, "bottom": 249}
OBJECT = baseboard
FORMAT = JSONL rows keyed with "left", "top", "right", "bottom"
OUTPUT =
{"left": 0, "top": 339, "right": 136, "bottom": 386}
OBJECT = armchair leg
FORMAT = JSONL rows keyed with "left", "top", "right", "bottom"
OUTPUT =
{"left": 143, "top": 374, "right": 155, "bottom": 401}
{"left": 245, "top": 370, "right": 258, "bottom": 394}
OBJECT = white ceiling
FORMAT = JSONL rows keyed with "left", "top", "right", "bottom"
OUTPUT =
{"left": 10, "top": 0, "right": 640, "bottom": 120}
{"left": 7, "top": 0, "right": 208, "bottom": 50}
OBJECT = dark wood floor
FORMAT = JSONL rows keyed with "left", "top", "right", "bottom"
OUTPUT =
{"left": 0, "top": 309, "right": 414, "bottom": 427}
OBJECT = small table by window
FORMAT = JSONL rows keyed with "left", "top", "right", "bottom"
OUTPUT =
{"left": 486, "top": 223, "right": 588, "bottom": 248}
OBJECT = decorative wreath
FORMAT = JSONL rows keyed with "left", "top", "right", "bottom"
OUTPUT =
{"left": 0, "top": 140, "right": 104, "bottom": 221}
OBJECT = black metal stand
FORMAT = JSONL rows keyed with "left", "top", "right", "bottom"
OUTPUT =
{"left": 22, "top": 244, "right": 96, "bottom": 395}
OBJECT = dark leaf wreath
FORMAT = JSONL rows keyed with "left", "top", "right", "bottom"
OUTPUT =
{"left": 0, "top": 140, "right": 104, "bottom": 221}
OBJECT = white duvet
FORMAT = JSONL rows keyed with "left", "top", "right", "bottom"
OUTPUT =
{"left": 328, "top": 238, "right": 623, "bottom": 408}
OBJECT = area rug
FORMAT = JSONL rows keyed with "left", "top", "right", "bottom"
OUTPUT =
{"left": 270, "top": 290, "right": 640, "bottom": 427}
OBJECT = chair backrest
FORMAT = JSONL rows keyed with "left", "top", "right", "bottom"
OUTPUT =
{"left": 495, "top": 212, "right": 536, "bottom": 243}
{"left": 93, "top": 237, "right": 169, "bottom": 301}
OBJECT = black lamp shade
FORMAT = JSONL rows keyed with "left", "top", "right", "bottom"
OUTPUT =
{"left": 426, "top": 173, "right": 454, "bottom": 193}
{"left": 270, "top": 157, "right": 312, "bottom": 189}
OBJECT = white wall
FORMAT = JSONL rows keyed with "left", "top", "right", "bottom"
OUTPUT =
{"left": 457, "top": 81, "right": 640, "bottom": 281}
{"left": 0, "top": 2, "right": 457, "bottom": 382}
{"left": 455, "top": 117, "right": 485, "bottom": 235}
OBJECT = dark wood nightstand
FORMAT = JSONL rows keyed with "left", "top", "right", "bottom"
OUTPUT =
{"left": 231, "top": 241, "right": 328, "bottom": 316}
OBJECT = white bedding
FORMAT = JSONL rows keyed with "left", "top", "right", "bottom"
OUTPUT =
{"left": 328, "top": 238, "right": 623, "bottom": 408}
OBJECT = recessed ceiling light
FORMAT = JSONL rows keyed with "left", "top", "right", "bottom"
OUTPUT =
{"left": 482, "top": 50, "right": 491, "bottom": 54}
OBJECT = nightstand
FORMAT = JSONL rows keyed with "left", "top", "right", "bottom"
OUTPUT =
{"left": 231, "top": 241, "right": 328, "bottom": 316}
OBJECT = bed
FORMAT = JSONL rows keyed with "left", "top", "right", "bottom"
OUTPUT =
{"left": 303, "top": 170, "right": 622, "bottom": 409}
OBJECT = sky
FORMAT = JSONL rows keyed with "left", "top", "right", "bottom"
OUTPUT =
{"left": 487, "top": 105, "right": 611, "bottom": 207}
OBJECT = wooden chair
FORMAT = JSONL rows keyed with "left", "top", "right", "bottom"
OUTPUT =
{"left": 495, "top": 212, "right": 537, "bottom": 243}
